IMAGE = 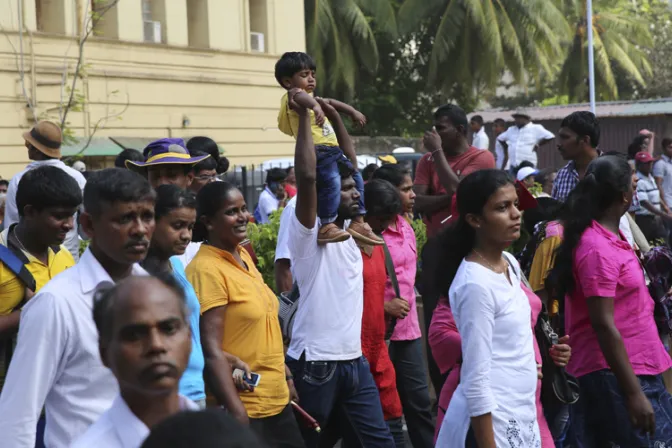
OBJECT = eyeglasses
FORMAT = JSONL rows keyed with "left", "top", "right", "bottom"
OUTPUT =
{"left": 194, "top": 174, "right": 217, "bottom": 182}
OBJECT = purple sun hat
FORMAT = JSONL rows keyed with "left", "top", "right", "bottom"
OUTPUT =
{"left": 125, "top": 138, "right": 210, "bottom": 171}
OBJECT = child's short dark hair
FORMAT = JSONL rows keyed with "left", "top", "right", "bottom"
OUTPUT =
{"left": 274, "top": 52, "right": 317, "bottom": 89}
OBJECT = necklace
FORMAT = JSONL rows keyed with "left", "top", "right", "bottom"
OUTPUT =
{"left": 472, "top": 249, "right": 505, "bottom": 274}
{"left": 13, "top": 227, "right": 29, "bottom": 253}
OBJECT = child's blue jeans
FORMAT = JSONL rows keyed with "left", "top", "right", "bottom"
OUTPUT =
{"left": 315, "top": 145, "right": 365, "bottom": 224}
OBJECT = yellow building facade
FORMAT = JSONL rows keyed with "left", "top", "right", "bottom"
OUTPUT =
{"left": 0, "top": 0, "right": 304, "bottom": 178}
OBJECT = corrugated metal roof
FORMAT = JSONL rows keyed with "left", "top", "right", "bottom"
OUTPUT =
{"left": 61, "top": 137, "right": 124, "bottom": 156}
{"left": 471, "top": 98, "right": 672, "bottom": 123}
{"left": 109, "top": 137, "right": 156, "bottom": 151}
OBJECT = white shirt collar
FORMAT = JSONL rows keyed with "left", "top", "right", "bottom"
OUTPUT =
{"left": 25, "top": 159, "right": 66, "bottom": 170}
{"left": 78, "top": 248, "right": 149, "bottom": 295}
{"left": 87, "top": 394, "right": 198, "bottom": 448}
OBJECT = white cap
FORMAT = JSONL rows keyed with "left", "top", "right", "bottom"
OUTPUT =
{"left": 516, "top": 166, "right": 538, "bottom": 182}
{"left": 72, "top": 161, "right": 86, "bottom": 172}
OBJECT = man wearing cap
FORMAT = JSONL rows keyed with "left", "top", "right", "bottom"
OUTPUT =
{"left": 516, "top": 166, "right": 538, "bottom": 190}
{"left": 127, "top": 137, "right": 211, "bottom": 268}
{"left": 126, "top": 138, "right": 210, "bottom": 190}
{"left": 497, "top": 110, "right": 554, "bottom": 168}
{"left": 635, "top": 151, "right": 671, "bottom": 243}
{"left": 4, "top": 121, "right": 86, "bottom": 261}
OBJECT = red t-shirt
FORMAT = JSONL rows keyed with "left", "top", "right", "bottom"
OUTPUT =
{"left": 360, "top": 246, "right": 403, "bottom": 420}
{"left": 414, "top": 147, "right": 495, "bottom": 237}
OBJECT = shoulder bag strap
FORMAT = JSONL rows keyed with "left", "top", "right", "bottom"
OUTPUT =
{"left": 382, "top": 241, "right": 400, "bottom": 298}
{"left": 381, "top": 240, "right": 401, "bottom": 340}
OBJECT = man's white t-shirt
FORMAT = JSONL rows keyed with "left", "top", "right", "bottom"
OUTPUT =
{"left": 472, "top": 128, "right": 490, "bottom": 151}
{"left": 274, "top": 197, "right": 297, "bottom": 263}
{"left": 287, "top": 212, "right": 363, "bottom": 361}
{"left": 497, "top": 122, "right": 554, "bottom": 167}
{"left": 257, "top": 188, "right": 280, "bottom": 224}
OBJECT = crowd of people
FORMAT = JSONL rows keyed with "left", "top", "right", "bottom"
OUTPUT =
{"left": 0, "top": 49, "right": 670, "bottom": 448}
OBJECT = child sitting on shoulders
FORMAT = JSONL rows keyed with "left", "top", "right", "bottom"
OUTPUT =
{"left": 275, "top": 51, "right": 382, "bottom": 246}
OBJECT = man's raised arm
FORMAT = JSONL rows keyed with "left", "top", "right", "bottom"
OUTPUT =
{"left": 293, "top": 100, "right": 317, "bottom": 229}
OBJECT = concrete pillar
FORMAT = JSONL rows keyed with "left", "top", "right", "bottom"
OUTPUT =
{"left": 208, "top": 0, "right": 244, "bottom": 51}
{"left": 163, "top": 0, "right": 188, "bottom": 46}
{"left": 22, "top": 0, "right": 38, "bottom": 32}
{"left": 116, "top": 0, "right": 143, "bottom": 42}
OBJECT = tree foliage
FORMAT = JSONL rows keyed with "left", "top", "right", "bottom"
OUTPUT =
{"left": 305, "top": 0, "right": 667, "bottom": 134}
{"left": 396, "top": 0, "right": 569, "bottom": 98}
{"left": 305, "top": 0, "right": 397, "bottom": 100}
{"left": 637, "top": 0, "right": 672, "bottom": 98}
{"left": 558, "top": 0, "right": 652, "bottom": 102}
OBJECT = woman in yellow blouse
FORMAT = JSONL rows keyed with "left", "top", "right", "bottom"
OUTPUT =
{"left": 186, "top": 182, "right": 304, "bottom": 448}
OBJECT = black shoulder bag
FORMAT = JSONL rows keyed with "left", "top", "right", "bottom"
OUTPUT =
{"left": 507, "top": 255, "right": 580, "bottom": 406}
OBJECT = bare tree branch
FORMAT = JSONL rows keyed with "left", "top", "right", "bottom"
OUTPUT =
{"left": 75, "top": 93, "right": 129, "bottom": 155}
{"left": 60, "top": 0, "right": 120, "bottom": 128}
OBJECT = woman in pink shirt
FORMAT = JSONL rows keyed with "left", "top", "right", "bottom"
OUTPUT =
{"left": 372, "top": 164, "right": 435, "bottom": 447}
{"left": 554, "top": 155, "right": 672, "bottom": 447}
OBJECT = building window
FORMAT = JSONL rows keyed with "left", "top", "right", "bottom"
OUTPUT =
{"left": 249, "top": 0, "right": 267, "bottom": 53}
{"left": 91, "top": 0, "right": 119, "bottom": 39}
{"left": 186, "top": 0, "right": 209, "bottom": 48}
{"left": 36, "top": 0, "right": 66, "bottom": 34}
{"left": 142, "top": 0, "right": 166, "bottom": 44}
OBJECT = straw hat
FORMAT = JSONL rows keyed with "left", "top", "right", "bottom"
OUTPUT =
{"left": 23, "top": 121, "right": 63, "bottom": 158}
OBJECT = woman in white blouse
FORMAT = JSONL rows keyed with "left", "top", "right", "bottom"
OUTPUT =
{"left": 433, "top": 169, "right": 540, "bottom": 448}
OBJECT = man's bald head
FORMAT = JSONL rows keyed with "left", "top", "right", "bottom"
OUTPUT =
{"left": 93, "top": 275, "right": 188, "bottom": 346}
{"left": 93, "top": 275, "right": 191, "bottom": 396}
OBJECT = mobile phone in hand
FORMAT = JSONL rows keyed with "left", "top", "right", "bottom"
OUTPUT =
{"left": 245, "top": 372, "right": 261, "bottom": 387}
{"left": 233, "top": 369, "right": 261, "bottom": 387}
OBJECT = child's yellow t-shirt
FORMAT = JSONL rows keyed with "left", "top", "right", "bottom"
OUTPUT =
{"left": 277, "top": 92, "right": 339, "bottom": 147}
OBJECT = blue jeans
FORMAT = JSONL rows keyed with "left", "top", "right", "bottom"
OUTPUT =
{"left": 570, "top": 370, "right": 672, "bottom": 447}
{"left": 35, "top": 414, "right": 46, "bottom": 448}
{"left": 285, "top": 354, "right": 394, "bottom": 448}
{"left": 388, "top": 339, "right": 435, "bottom": 448}
{"left": 330, "top": 415, "right": 405, "bottom": 448}
{"left": 543, "top": 400, "right": 570, "bottom": 446}
{"left": 316, "top": 145, "right": 365, "bottom": 224}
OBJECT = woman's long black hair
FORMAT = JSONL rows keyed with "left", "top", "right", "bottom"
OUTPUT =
{"left": 422, "top": 169, "right": 514, "bottom": 299}
{"left": 551, "top": 155, "right": 632, "bottom": 299}
{"left": 192, "top": 181, "right": 239, "bottom": 242}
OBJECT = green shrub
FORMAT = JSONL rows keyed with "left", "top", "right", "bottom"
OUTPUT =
{"left": 79, "top": 238, "right": 90, "bottom": 257}
{"left": 411, "top": 219, "right": 427, "bottom": 256}
{"left": 247, "top": 214, "right": 430, "bottom": 291}
{"left": 246, "top": 209, "right": 283, "bottom": 293}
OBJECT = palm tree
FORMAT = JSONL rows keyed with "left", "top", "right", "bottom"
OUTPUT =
{"left": 396, "top": 0, "right": 569, "bottom": 94}
{"left": 305, "top": 0, "right": 397, "bottom": 98}
{"left": 558, "top": 0, "right": 653, "bottom": 101}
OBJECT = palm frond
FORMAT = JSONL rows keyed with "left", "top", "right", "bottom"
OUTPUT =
{"left": 356, "top": 0, "right": 398, "bottom": 37}
{"left": 397, "top": 0, "right": 445, "bottom": 35}
{"left": 601, "top": 31, "right": 646, "bottom": 86}
{"left": 592, "top": 30, "right": 618, "bottom": 99}
{"left": 428, "top": 0, "right": 466, "bottom": 84}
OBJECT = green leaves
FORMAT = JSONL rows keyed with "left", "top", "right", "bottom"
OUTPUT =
{"left": 558, "top": 0, "right": 653, "bottom": 101}
{"left": 306, "top": 0, "right": 397, "bottom": 99}
{"left": 246, "top": 209, "right": 283, "bottom": 293}
{"left": 398, "top": 0, "right": 567, "bottom": 98}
